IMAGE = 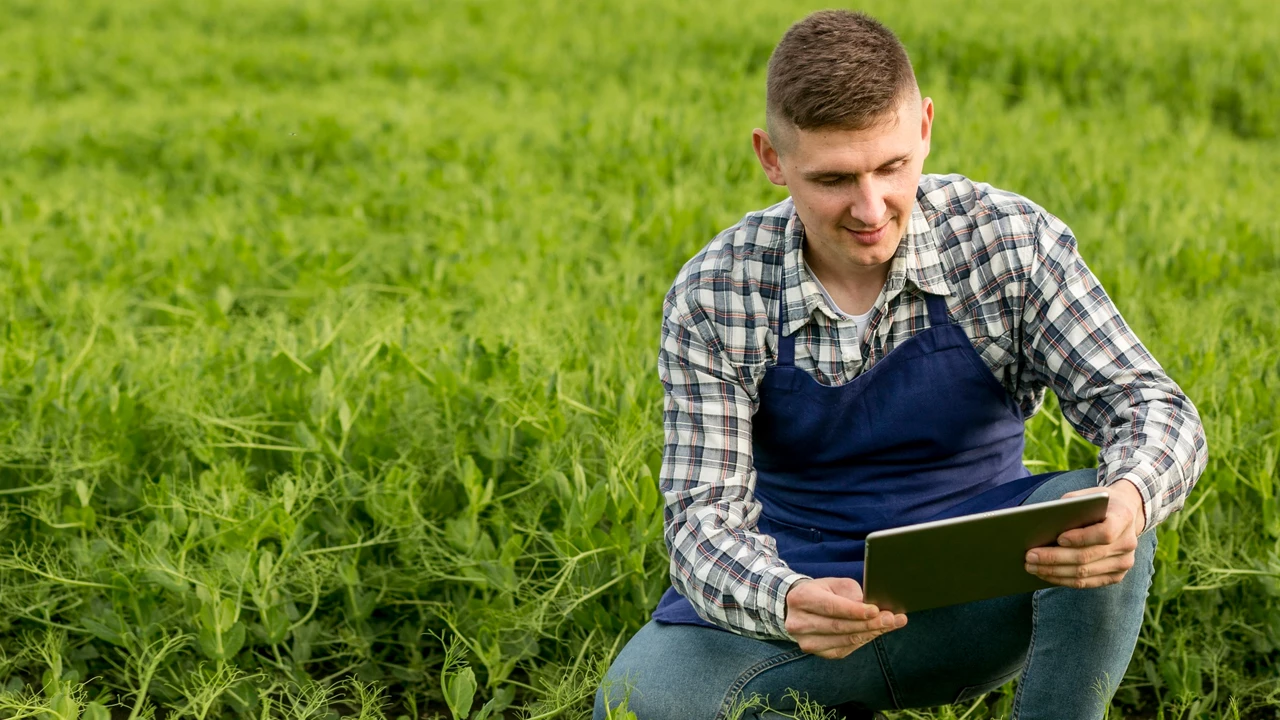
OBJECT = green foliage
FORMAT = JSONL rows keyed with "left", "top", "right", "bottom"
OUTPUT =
{"left": 0, "top": 0, "right": 1277, "bottom": 717}
{"left": 437, "top": 633, "right": 510, "bottom": 720}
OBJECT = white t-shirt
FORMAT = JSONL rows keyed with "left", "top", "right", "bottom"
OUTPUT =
{"left": 805, "top": 261, "right": 876, "bottom": 342}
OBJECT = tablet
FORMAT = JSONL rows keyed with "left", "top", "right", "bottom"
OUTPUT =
{"left": 862, "top": 492, "right": 1110, "bottom": 613}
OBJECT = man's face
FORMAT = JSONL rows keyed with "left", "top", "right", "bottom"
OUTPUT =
{"left": 753, "top": 96, "right": 934, "bottom": 274}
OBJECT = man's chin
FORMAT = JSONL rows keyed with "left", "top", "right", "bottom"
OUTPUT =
{"left": 841, "top": 237, "right": 902, "bottom": 269}
{"left": 807, "top": 228, "right": 903, "bottom": 275}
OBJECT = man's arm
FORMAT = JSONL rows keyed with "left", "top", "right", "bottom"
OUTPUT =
{"left": 658, "top": 280, "right": 808, "bottom": 639}
{"left": 1019, "top": 210, "right": 1209, "bottom": 533}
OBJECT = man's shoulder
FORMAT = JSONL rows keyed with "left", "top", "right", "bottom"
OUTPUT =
{"left": 918, "top": 173, "right": 1055, "bottom": 276}
{"left": 665, "top": 197, "right": 793, "bottom": 306}
{"left": 919, "top": 173, "right": 1048, "bottom": 239}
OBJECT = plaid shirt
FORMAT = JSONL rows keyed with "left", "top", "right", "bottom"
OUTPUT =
{"left": 658, "top": 173, "right": 1208, "bottom": 639}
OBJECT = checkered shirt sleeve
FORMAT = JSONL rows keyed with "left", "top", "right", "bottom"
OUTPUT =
{"left": 658, "top": 279, "right": 807, "bottom": 639}
{"left": 1019, "top": 210, "right": 1208, "bottom": 531}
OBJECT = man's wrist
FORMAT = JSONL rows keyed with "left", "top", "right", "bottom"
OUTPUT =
{"left": 1112, "top": 478, "right": 1148, "bottom": 534}
{"left": 782, "top": 575, "right": 813, "bottom": 611}
{"left": 764, "top": 569, "right": 812, "bottom": 637}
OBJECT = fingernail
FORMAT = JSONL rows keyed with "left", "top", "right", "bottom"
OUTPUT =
{"left": 1060, "top": 537, "right": 1072, "bottom": 547}
{"left": 1026, "top": 552, "right": 1039, "bottom": 563}
{"left": 1026, "top": 564, "right": 1038, "bottom": 573}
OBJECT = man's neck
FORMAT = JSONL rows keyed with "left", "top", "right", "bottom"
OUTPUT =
{"left": 803, "top": 245, "right": 891, "bottom": 317}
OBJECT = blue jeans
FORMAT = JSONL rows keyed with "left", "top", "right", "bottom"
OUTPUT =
{"left": 595, "top": 469, "right": 1157, "bottom": 720}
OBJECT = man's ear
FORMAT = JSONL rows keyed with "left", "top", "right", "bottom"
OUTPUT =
{"left": 919, "top": 96, "right": 934, "bottom": 161}
{"left": 752, "top": 128, "right": 788, "bottom": 186}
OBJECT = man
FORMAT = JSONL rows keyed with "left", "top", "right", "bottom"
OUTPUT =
{"left": 595, "top": 10, "right": 1206, "bottom": 720}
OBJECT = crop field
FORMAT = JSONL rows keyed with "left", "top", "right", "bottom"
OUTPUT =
{"left": 0, "top": 0, "right": 1278, "bottom": 717}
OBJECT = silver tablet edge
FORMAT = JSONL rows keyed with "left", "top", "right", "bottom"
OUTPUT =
{"left": 865, "top": 491, "right": 1109, "bottom": 541}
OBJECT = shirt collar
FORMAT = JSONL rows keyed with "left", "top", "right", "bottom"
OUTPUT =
{"left": 779, "top": 198, "right": 952, "bottom": 338}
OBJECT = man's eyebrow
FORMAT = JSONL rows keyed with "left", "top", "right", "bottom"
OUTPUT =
{"left": 801, "top": 154, "right": 911, "bottom": 180}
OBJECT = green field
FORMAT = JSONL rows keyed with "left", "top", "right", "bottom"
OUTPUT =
{"left": 1, "top": 0, "right": 1278, "bottom": 717}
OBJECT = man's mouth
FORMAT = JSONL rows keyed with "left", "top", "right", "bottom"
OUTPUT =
{"left": 845, "top": 223, "right": 890, "bottom": 245}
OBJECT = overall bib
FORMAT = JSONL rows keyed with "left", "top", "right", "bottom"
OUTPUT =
{"left": 652, "top": 291, "right": 1061, "bottom": 628}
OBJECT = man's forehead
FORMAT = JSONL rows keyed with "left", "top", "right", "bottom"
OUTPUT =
{"left": 788, "top": 122, "right": 918, "bottom": 172}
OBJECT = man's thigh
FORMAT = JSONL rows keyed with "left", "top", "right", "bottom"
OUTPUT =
{"left": 734, "top": 592, "right": 1034, "bottom": 712}
{"left": 870, "top": 591, "right": 1033, "bottom": 708}
{"left": 593, "top": 620, "right": 890, "bottom": 720}
{"left": 1024, "top": 467, "right": 1102, "bottom": 505}
{"left": 595, "top": 604, "right": 1034, "bottom": 719}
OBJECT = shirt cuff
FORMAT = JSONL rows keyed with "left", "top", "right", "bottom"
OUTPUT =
{"left": 1102, "top": 466, "right": 1159, "bottom": 534}
{"left": 755, "top": 566, "right": 811, "bottom": 639}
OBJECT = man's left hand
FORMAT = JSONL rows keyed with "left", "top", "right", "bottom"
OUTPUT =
{"left": 1024, "top": 479, "right": 1147, "bottom": 589}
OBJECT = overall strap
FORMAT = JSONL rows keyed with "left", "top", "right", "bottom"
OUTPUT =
{"left": 925, "top": 293, "right": 952, "bottom": 327}
{"left": 775, "top": 298, "right": 796, "bottom": 367}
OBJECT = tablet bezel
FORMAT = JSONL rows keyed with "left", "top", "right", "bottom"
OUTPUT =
{"left": 863, "top": 492, "right": 1111, "bottom": 614}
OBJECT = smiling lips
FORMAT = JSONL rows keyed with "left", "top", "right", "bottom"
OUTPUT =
{"left": 845, "top": 222, "right": 891, "bottom": 245}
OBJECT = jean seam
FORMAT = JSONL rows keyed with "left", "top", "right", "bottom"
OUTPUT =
{"left": 1011, "top": 588, "right": 1040, "bottom": 719}
{"left": 871, "top": 636, "right": 901, "bottom": 710}
{"left": 715, "top": 648, "right": 808, "bottom": 720}
{"left": 954, "top": 666, "right": 1022, "bottom": 705}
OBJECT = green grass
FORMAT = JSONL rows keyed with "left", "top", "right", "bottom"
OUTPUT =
{"left": 0, "top": 0, "right": 1277, "bottom": 717}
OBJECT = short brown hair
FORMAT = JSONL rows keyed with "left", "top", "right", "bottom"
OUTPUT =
{"left": 766, "top": 10, "right": 917, "bottom": 146}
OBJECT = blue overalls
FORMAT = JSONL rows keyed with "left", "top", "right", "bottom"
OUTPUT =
{"left": 652, "top": 290, "right": 1061, "bottom": 627}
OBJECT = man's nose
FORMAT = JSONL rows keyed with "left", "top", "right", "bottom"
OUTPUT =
{"left": 848, "top": 179, "right": 888, "bottom": 228}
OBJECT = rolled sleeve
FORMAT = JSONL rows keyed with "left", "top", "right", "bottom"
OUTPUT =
{"left": 658, "top": 282, "right": 809, "bottom": 639}
{"left": 1019, "top": 211, "right": 1209, "bottom": 531}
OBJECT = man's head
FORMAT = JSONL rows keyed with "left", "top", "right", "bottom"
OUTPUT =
{"left": 753, "top": 11, "right": 933, "bottom": 277}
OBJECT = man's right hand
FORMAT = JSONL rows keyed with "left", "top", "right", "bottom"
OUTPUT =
{"left": 783, "top": 577, "right": 907, "bottom": 659}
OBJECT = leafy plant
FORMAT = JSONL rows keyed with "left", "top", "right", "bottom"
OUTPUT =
{"left": 0, "top": 0, "right": 1276, "bottom": 718}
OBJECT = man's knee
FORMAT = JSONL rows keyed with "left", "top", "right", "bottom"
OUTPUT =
{"left": 595, "top": 624, "right": 692, "bottom": 720}
{"left": 1025, "top": 467, "right": 1100, "bottom": 504}
{"left": 594, "top": 622, "right": 793, "bottom": 720}
{"left": 1025, "top": 468, "right": 1158, "bottom": 611}
{"left": 1026, "top": 468, "right": 1158, "bottom": 573}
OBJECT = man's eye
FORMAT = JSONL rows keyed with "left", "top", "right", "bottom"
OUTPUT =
{"left": 879, "top": 163, "right": 906, "bottom": 175}
{"left": 816, "top": 177, "right": 845, "bottom": 186}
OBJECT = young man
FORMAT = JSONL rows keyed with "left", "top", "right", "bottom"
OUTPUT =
{"left": 595, "top": 10, "right": 1206, "bottom": 720}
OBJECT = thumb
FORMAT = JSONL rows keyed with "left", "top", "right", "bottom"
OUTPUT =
{"left": 1061, "top": 487, "right": 1107, "bottom": 500}
{"left": 821, "top": 576, "right": 864, "bottom": 603}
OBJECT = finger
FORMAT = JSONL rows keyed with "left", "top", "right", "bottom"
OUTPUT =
{"left": 788, "top": 584, "right": 880, "bottom": 617}
{"left": 1058, "top": 510, "right": 1132, "bottom": 548}
{"left": 824, "top": 577, "right": 865, "bottom": 603}
{"left": 787, "top": 614, "right": 879, "bottom": 636}
{"left": 1027, "top": 553, "right": 1136, "bottom": 580}
{"left": 1034, "top": 571, "right": 1129, "bottom": 590}
{"left": 1057, "top": 519, "right": 1119, "bottom": 548}
{"left": 801, "top": 631, "right": 877, "bottom": 655}
{"left": 787, "top": 609, "right": 897, "bottom": 636}
{"left": 814, "top": 645, "right": 856, "bottom": 660}
{"left": 1026, "top": 542, "right": 1126, "bottom": 567}
{"left": 800, "top": 627, "right": 890, "bottom": 656}
{"left": 796, "top": 613, "right": 907, "bottom": 655}
{"left": 803, "top": 596, "right": 878, "bottom": 622}
{"left": 785, "top": 601, "right": 877, "bottom": 638}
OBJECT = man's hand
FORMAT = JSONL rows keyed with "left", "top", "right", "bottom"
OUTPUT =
{"left": 1024, "top": 479, "right": 1147, "bottom": 589}
{"left": 784, "top": 577, "right": 907, "bottom": 659}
